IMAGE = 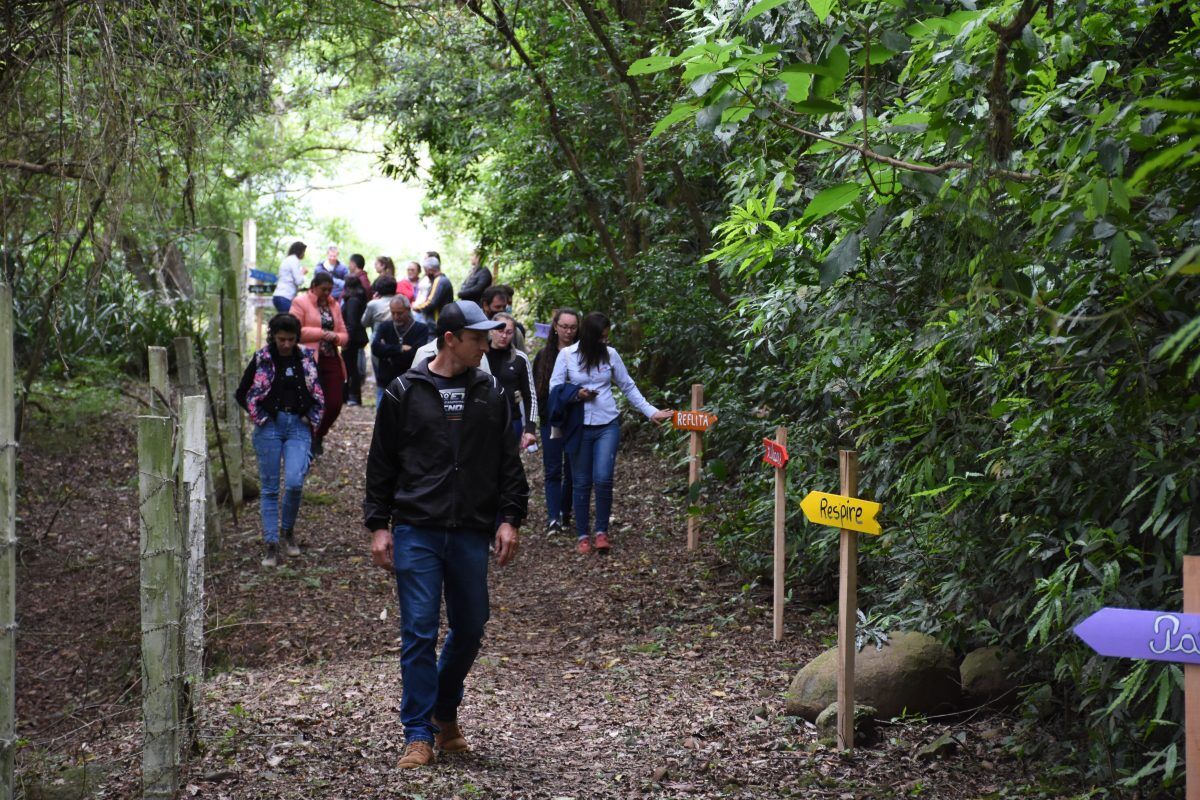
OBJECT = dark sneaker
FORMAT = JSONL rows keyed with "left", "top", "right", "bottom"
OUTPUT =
{"left": 594, "top": 532, "right": 611, "bottom": 553}
{"left": 261, "top": 542, "right": 278, "bottom": 568}
{"left": 283, "top": 529, "right": 300, "bottom": 558}
{"left": 396, "top": 741, "right": 435, "bottom": 769}
{"left": 432, "top": 717, "right": 469, "bottom": 753}
{"left": 548, "top": 518, "right": 562, "bottom": 535}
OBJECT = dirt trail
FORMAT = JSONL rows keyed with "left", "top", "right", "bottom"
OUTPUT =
{"left": 16, "top": 398, "right": 1042, "bottom": 799}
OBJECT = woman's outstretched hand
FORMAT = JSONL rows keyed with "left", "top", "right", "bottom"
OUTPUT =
{"left": 651, "top": 410, "right": 674, "bottom": 425}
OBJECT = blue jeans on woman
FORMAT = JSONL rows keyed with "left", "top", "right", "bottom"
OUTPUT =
{"left": 272, "top": 295, "right": 292, "bottom": 313}
{"left": 392, "top": 525, "right": 491, "bottom": 744}
{"left": 569, "top": 420, "right": 620, "bottom": 540}
{"left": 251, "top": 412, "right": 312, "bottom": 543}
{"left": 540, "top": 421, "right": 572, "bottom": 525}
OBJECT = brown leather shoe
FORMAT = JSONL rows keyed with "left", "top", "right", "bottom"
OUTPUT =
{"left": 432, "top": 717, "right": 469, "bottom": 753}
{"left": 396, "top": 740, "right": 435, "bottom": 769}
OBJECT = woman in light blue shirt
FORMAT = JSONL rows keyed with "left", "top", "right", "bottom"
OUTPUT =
{"left": 550, "top": 312, "right": 672, "bottom": 554}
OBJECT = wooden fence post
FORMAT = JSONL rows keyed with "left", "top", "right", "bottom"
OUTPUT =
{"left": 175, "top": 338, "right": 220, "bottom": 549}
{"left": 148, "top": 347, "right": 170, "bottom": 413}
{"left": 180, "top": 396, "right": 207, "bottom": 742}
{"left": 1185, "top": 556, "right": 1200, "bottom": 800}
{"left": 138, "top": 415, "right": 182, "bottom": 798}
{"left": 0, "top": 284, "right": 17, "bottom": 800}
{"left": 173, "top": 338, "right": 198, "bottom": 397}
{"left": 773, "top": 426, "right": 787, "bottom": 643}
{"left": 205, "top": 296, "right": 223, "bottom": 418}
{"left": 686, "top": 383, "right": 703, "bottom": 551}
{"left": 837, "top": 450, "right": 859, "bottom": 751}
{"left": 221, "top": 297, "right": 243, "bottom": 508}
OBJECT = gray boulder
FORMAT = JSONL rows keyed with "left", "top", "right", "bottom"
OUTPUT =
{"left": 815, "top": 702, "right": 878, "bottom": 745}
{"left": 960, "top": 646, "right": 1017, "bottom": 703}
{"left": 785, "top": 631, "right": 961, "bottom": 720}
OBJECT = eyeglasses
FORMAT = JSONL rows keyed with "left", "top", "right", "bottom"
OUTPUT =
{"left": 556, "top": 324, "right": 577, "bottom": 331}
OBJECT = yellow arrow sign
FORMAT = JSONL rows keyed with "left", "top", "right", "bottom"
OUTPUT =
{"left": 800, "top": 491, "right": 882, "bottom": 536}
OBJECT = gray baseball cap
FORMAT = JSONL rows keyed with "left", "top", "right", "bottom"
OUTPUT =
{"left": 436, "top": 301, "right": 505, "bottom": 335}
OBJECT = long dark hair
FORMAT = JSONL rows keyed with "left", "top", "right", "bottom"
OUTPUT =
{"left": 535, "top": 307, "right": 580, "bottom": 398}
{"left": 286, "top": 241, "right": 306, "bottom": 259}
{"left": 577, "top": 311, "right": 610, "bottom": 373}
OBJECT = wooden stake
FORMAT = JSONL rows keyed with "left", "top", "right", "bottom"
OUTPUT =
{"left": 148, "top": 346, "right": 170, "bottom": 414}
{"left": 686, "top": 383, "right": 703, "bottom": 551}
{"left": 180, "top": 396, "right": 207, "bottom": 742}
{"left": 221, "top": 297, "right": 243, "bottom": 508}
{"left": 139, "top": 415, "right": 181, "bottom": 798}
{"left": 205, "top": 296, "right": 223, "bottom": 418}
{"left": 1185, "top": 556, "right": 1200, "bottom": 800}
{"left": 773, "top": 426, "right": 787, "bottom": 642}
{"left": 173, "top": 337, "right": 198, "bottom": 397}
{"left": 837, "top": 450, "right": 859, "bottom": 751}
{"left": 0, "top": 284, "right": 17, "bottom": 800}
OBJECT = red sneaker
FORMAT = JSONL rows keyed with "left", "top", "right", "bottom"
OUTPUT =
{"left": 594, "top": 532, "right": 611, "bottom": 553}
{"left": 576, "top": 537, "right": 593, "bottom": 555}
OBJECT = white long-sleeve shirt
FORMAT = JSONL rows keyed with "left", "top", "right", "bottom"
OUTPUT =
{"left": 549, "top": 343, "right": 659, "bottom": 425}
{"left": 273, "top": 255, "right": 306, "bottom": 300}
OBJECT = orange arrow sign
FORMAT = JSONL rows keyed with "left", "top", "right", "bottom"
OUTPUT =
{"left": 673, "top": 410, "right": 717, "bottom": 432}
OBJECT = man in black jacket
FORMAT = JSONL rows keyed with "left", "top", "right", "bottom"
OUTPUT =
{"left": 457, "top": 248, "right": 493, "bottom": 304}
{"left": 363, "top": 300, "right": 528, "bottom": 770}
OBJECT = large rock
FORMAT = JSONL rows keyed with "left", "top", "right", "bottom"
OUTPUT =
{"left": 785, "top": 631, "right": 961, "bottom": 720}
{"left": 960, "top": 646, "right": 1017, "bottom": 703}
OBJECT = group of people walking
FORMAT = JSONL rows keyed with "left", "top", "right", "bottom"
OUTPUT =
{"left": 237, "top": 237, "right": 672, "bottom": 771}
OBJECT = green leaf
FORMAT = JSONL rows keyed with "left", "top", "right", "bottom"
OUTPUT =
{"left": 1129, "top": 136, "right": 1200, "bottom": 188}
{"left": 821, "top": 231, "right": 860, "bottom": 286}
{"left": 813, "top": 46, "right": 850, "bottom": 99}
{"left": 779, "top": 70, "right": 812, "bottom": 102}
{"left": 790, "top": 98, "right": 843, "bottom": 115}
{"left": 801, "top": 182, "right": 862, "bottom": 224}
{"left": 627, "top": 55, "right": 676, "bottom": 76}
{"left": 805, "top": 0, "right": 836, "bottom": 23}
{"left": 743, "top": 0, "right": 789, "bottom": 23}
{"left": 1138, "top": 98, "right": 1200, "bottom": 113}
{"left": 650, "top": 102, "right": 699, "bottom": 139}
{"left": 1110, "top": 232, "right": 1130, "bottom": 274}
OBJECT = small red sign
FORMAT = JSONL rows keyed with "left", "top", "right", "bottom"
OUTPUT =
{"left": 673, "top": 410, "right": 718, "bottom": 432}
{"left": 762, "top": 438, "right": 789, "bottom": 469}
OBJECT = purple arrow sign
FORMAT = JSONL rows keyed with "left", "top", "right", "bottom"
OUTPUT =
{"left": 1074, "top": 608, "right": 1200, "bottom": 665}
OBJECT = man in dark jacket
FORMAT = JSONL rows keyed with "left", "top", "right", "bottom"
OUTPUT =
{"left": 363, "top": 300, "right": 528, "bottom": 771}
{"left": 457, "top": 248, "right": 493, "bottom": 304}
{"left": 370, "top": 295, "right": 430, "bottom": 396}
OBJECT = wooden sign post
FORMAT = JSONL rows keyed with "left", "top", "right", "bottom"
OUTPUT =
{"left": 799, "top": 452, "right": 884, "bottom": 751}
{"left": 672, "top": 384, "right": 717, "bottom": 551}
{"left": 763, "top": 428, "right": 789, "bottom": 642}
{"left": 1074, "top": 555, "right": 1200, "bottom": 800}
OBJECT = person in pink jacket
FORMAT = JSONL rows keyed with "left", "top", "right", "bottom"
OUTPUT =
{"left": 288, "top": 271, "right": 348, "bottom": 456}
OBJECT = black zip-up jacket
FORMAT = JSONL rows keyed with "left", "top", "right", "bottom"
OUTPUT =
{"left": 363, "top": 360, "right": 529, "bottom": 532}
{"left": 457, "top": 265, "right": 493, "bottom": 303}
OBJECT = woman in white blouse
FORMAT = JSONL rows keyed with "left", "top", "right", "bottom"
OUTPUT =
{"left": 550, "top": 312, "right": 672, "bottom": 554}
{"left": 272, "top": 241, "right": 308, "bottom": 313}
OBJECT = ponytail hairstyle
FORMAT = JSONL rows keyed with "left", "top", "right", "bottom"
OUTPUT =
{"left": 577, "top": 311, "right": 611, "bottom": 374}
{"left": 535, "top": 307, "right": 580, "bottom": 399}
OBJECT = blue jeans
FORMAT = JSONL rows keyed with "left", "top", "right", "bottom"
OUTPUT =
{"left": 569, "top": 420, "right": 619, "bottom": 539}
{"left": 251, "top": 412, "right": 312, "bottom": 542}
{"left": 540, "top": 421, "right": 573, "bottom": 524}
{"left": 392, "top": 524, "right": 492, "bottom": 743}
{"left": 272, "top": 295, "right": 292, "bottom": 313}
